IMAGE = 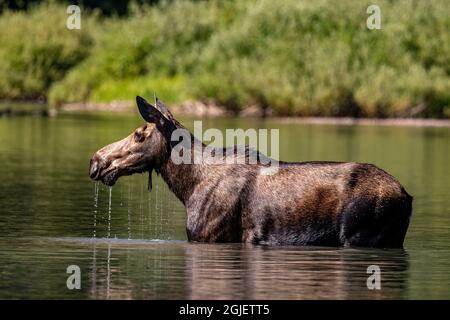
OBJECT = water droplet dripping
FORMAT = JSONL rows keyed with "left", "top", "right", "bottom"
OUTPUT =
{"left": 107, "top": 186, "right": 112, "bottom": 238}
{"left": 127, "top": 182, "right": 132, "bottom": 240}
{"left": 155, "top": 183, "right": 159, "bottom": 238}
{"left": 93, "top": 181, "right": 99, "bottom": 238}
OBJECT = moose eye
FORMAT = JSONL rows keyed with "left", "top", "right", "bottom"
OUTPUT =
{"left": 134, "top": 131, "right": 145, "bottom": 142}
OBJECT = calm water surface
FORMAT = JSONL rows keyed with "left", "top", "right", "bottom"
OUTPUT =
{"left": 0, "top": 111, "right": 449, "bottom": 299}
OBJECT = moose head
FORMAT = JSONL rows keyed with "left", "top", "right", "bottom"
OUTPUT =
{"left": 89, "top": 96, "right": 181, "bottom": 191}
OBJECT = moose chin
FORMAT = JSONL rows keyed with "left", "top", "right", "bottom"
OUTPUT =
{"left": 89, "top": 96, "right": 412, "bottom": 248}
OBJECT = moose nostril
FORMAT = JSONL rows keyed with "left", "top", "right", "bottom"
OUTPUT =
{"left": 89, "top": 160, "right": 99, "bottom": 179}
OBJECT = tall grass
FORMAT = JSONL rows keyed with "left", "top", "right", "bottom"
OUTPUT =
{"left": 0, "top": 1, "right": 449, "bottom": 117}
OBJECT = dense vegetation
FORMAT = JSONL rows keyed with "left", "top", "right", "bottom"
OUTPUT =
{"left": 0, "top": 0, "right": 449, "bottom": 117}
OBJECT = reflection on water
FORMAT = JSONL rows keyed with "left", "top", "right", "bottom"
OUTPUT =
{"left": 0, "top": 112, "right": 449, "bottom": 299}
{"left": 184, "top": 244, "right": 409, "bottom": 300}
{"left": 0, "top": 237, "right": 410, "bottom": 299}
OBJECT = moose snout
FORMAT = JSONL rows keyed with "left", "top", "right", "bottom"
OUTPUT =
{"left": 89, "top": 157, "right": 101, "bottom": 180}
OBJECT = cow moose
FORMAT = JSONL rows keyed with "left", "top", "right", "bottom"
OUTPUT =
{"left": 89, "top": 96, "right": 412, "bottom": 247}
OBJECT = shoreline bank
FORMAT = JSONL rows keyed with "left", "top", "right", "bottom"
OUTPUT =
{"left": 58, "top": 101, "right": 450, "bottom": 128}
{"left": 1, "top": 101, "right": 450, "bottom": 127}
{"left": 274, "top": 117, "right": 450, "bottom": 128}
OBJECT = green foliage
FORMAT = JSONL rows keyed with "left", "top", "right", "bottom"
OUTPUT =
{"left": 0, "top": 3, "right": 98, "bottom": 99}
{"left": 90, "top": 75, "right": 189, "bottom": 104}
{"left": 49, "top": 1, "right": 237, "bottom": 105}
{"left": 1, "top": 0, "right": 449, "bottom": 117}
{"left": 192, "top": 0, "right": 450, "bottom": 117}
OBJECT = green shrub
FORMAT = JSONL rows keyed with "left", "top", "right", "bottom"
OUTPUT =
{"left": 192, "top": 0, "right": 450, "bottom": 117}
{"left": 1, "top": 0, "right": 449, "bottom": 117}
{"left": 49, "top": 1, "right": 239, "bottom": 105}
{"left": 0, "top": 3, "right": 98, "bottom": 99}
{"left": 90, "top": 75, "right": 189, "bottom": 104}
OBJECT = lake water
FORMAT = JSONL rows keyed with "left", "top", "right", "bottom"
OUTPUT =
{"left": 0, "top": 111, "right": 449, "bottom": 299}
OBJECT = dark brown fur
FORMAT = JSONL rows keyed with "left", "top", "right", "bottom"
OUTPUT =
{"left": 89, "top": 96, "right": 412, "bottom": 248}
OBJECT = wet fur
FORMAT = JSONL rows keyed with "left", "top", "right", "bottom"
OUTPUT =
{"left": 160, "top": 148, "right": 412, "bottom": 247}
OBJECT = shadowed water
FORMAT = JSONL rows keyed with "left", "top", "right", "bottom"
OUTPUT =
{"left": 0, "top": 111, "right": 449, "bottom": 299}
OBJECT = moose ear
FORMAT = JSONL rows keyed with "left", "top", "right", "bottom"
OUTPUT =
{"left": 136, "top": 96, "right": 177, "bottom": 144}
{"left": 136, "top": 96, "right": 163, "bottom": 124}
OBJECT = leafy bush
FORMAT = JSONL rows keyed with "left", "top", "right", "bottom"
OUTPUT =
{"left": 1, "top": 0, "right": 449, "bottom": 117}
{"left": 0, "top": 3, "right": 98, "bottom": 99}
{"left": 49, "top": 1, "right": 238, "bottom": 105}
{"left": 192, "top": 0, "right": 450, "bottom": 117}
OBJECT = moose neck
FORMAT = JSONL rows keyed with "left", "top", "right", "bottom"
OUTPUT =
{"left": 158, "top": 134, "right": 205, "bottom": 205}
